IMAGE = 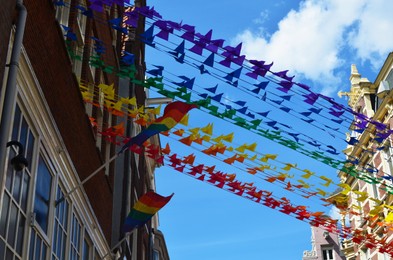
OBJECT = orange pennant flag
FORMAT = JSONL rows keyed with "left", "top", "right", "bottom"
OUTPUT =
{"left": 224, "top": 155, "right": 237, "bottom": 165}
{"left": 179, "top": 136, "right": 193, "bottom": 146}
{"left": 161, "top": 143, "right": 171, "bottom": 154}
{"left": 173, "top": 129, "right": 185, "bottom": 136}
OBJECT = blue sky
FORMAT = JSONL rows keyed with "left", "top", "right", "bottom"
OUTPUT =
{"left": 144, "top": 1, "right": 393, "bottom": 259}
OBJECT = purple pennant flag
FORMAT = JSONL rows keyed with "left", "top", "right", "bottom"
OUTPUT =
{"left": 222, "top": 43, "right": 242, "bottom": 57}
{"left": 376, "top": 131, "right": 391, "bottom": 139}
{"left": 196, "top": 30, "right": 213, "bottom": 44}
{"left": 371, "top": 120, "right": 387, "bottom": 131}
{"left": 297, "top": 83, "right": 310, "bottom": 91}
{"left": 155, "top": 26, "right": 173, "bottom": 41}
{"left": 273, "top": 70, "right": 294, "bottom": 81}
{"left": 245, "top": 71, "right": 259, "bottom": 79}
{"left": 219, "top": 57, "right": 232, "bottom": 68}
{"left": 277, "top": 81, "right": 293, "bottom": 93}
{"left": 206, "top": 39, "right": 225, "bottom": 53}
{"left": 124, "top": 10, "right": 139, "bottom": 27}
{"left": 181, "top": 29, "right": 195, "bottom": 42}
{"left": 355, "top": 120, "right": 367, "bottom": 129}
{"left": 89, "top": 2, "right": 104, "bottom": 12}
{"left": 329, "top": 109, "right": 345, "bottom": 117}
{"left": 261, "top": 92, "right": 267, "bottom": 101}
{"left": 189, "top": 43, "right": 205, "bottom": 55}
{"left": 303, "top": 93, "right": 319, "bottom": 105}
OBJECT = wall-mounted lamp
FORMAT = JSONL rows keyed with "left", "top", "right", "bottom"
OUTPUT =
{"left": 323, "top": 231, "right": 329, "bottom": 238}
{"left": 6, "top": 141, "right": 28, "bottom": 171}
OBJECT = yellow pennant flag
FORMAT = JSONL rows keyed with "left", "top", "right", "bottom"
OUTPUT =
{"left": 222, "top": 132, "right": 234, "bottom": 143}
{"left": 301, "top": 169, "right": 314, "bottom": 179}
{"left": 337, "top": 183, "right": 351, "bottom": 195}
{"left": 385, "top": 212, "right": 393, "bottom": 223}
{"left": 260, "top": 154, "right": 277, "bottom": 162}
{"left": 189, "top": 127, "right": 200, "bottom": 135}
{"left": 179, "top": 113, "right": 190, "bottom": 126}
{"left": 282, "top": 163, "right": 297, "bottom": 171}
{"left": 320, "top": 176, "right": 333, "bottom": 187}
{"left": 201, "top": 123, "right": 213, "bottom": 135}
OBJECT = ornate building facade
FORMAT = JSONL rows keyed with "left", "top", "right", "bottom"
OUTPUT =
{"left": 337, "top": 54, "right": 393, "bottom": 260}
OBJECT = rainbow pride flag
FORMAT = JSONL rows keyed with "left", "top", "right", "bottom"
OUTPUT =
{"left": 122, "top": 191, "right": 174, "bottom": 233}
{"left": 120, "top": 101, "right": 197, "bottom": 152}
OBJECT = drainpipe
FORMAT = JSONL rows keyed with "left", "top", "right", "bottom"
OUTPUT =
{"left": 0, "top": 0, "right": 27, "bottom": 183}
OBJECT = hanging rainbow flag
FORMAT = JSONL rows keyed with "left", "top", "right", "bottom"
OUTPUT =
{"left": 120, "top": 101, "right": 197, "bottom": 152}
{"left": 122, "top": 191, "right": 174, "bottom": 233}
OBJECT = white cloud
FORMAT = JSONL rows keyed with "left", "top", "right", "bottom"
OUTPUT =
{"left": 233, "top": 0, "right": 393, "bottom": 94}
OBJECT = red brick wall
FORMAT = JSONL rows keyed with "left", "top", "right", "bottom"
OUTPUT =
{"left": 23, "top": 0, "right": 113, "bottom": 241}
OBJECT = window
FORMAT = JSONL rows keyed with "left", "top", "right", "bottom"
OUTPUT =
{"left": 69, "top": 213, "right": 82, "bottom": 260}
{"left": 55, "top": 0, "right": 71, "bottom": 27}
{"left": 0, "top": 103, "right": 35, "bottom": 260}
{"left": 34, "top": 156, "right": 53, "bottom": 233}
{"left": 52, "top": 187, "right": 69, "bottom": 260}
{"left": 82, "top": 233, "right": 92, "bottom": 260}
{"left": 322, "top": 247, "right": 334, "bottom": 260}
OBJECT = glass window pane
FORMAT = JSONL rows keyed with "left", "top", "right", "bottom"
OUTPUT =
{"left": 0, "top": 194, "right": 10, "bottom": 238}
{"left": 34, "top": 156, "right": 52, "bottom": 233}
{"left": 7, "top": 201, "right": 18, "bottom": 247}
{"left": 16, "top": 214, "right": 25, "bottom": 255}
{"left": 35, "top": 235, "right": 41, "bottom": 260}
{"left": 12, "top": 171, "right": 22, "bottom": 202}
{"left": 11, "top": 105, "right": 21, "bottom": 141}
{"left": 0, "top": 239, "right": 5, "bottom": 260}
{"left": 26, "top": 130, "right": 35, "bottom": 171}
{"left": 21, "top": 172, "right": 30, "bottom": 212}
{"left": 5, "top": 149, "right": 15, "bottom": 192}
{"left": 5, "top": 247, "right": 13, "bottom": 260}
{"left": 19, "top": 117, "right": 28, "bottom": 151}
{"left": 83, "top": 239, "right": 90, "bottom": 260}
